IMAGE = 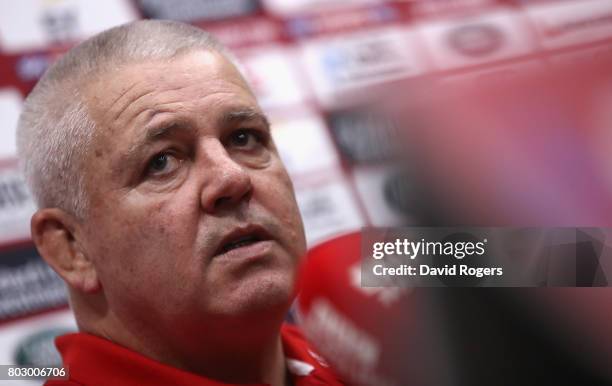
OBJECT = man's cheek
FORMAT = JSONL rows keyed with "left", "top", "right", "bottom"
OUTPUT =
{"left": 93, "top": 209, "right": 165, "bottom": 262}
{"left": 268, "top": 173, "right": 306, "bottom": 254}
{"left": 265, "top": 163, "right": 299, "bottom": 200}
{"left": 258, "top": 174, "right": 299, "bottom": 219}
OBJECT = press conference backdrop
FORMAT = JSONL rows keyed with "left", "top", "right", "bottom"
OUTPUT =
{"left": 1, "top": 0, "right": 612, "bottom": 385}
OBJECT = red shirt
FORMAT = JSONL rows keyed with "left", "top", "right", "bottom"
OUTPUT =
{"left": 46, "top": 324, "right": 344, "bottom": 386}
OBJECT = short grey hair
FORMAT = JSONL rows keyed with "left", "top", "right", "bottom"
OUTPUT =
{"left": 17, "top": 20, "right": 231, "bottom": 219}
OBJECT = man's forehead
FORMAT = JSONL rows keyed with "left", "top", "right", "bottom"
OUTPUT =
{"left": 86, "top": 50, "right": 249, "bottom": 117}
{"left": 84, "top": 50, "right": 256, "bottom": 141}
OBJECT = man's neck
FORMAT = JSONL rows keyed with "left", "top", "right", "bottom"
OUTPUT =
{"left": 187, "top": 331, "right": 288, "bottom": 386}
{"left": 78, "top": 301, "right": 290, "bottom": 385}
{"left": 168, "top": 322, "right": 288, "bottom": 386}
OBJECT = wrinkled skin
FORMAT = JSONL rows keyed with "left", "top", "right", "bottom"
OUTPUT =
{"left": 76, "top": 49, "right": 306, "bottom": 350}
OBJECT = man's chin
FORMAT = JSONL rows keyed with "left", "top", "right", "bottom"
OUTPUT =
{"left": 211, "top": 273, "right": 296, "bottom": 319}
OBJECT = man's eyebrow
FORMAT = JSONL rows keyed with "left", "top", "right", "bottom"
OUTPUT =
{"left": 132, "top": 121, "right": 194, "bottom": 151}
{"left": 220, "top": 108, "right": 270, "bottom": 129}
{"left": 144, "top": 121, "right": 193, "bottom": 141}
{"left": 117, "top": 121, "right": 194, "bottom": 171}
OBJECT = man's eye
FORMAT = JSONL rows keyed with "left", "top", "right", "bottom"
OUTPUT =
{"left": 228, "top": 129, "right": 265, "bottom": 150}
{"left": 145, "top": 152, "right": 180, "bottom": 177}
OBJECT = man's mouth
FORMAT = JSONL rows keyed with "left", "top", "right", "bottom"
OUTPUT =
{"left": 219, "top": 234, "right": 262, "bottom": 254}
{"left": 214, "top": 226, "right": 272, "bottom": 258}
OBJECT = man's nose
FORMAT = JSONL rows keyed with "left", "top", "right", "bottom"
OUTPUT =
{"left": 199, "top": 142, "right": 253, "bottom": 213}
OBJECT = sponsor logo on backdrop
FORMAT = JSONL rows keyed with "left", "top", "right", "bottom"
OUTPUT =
{"left": 446, "top": 24, "right": 505, "bottom": 57}
{"left": 0, "top": 0, "right": 136, "bottom": 53}
{"left": 301, "top": 26, "right": 428, "bottom": 106}
{"left": 383, "top": 172, "right": 417, "bottom": 215}
{"left": 0, "top": 245, "right": 68, "bottom": 321}
{"left": 418, "top": 10, "right": 534, "bottom": 71}
{"left": 40, "top": 5, "right": 80, "bottom": 44}
{"left": 264, "top": 0, "right": 384, "bottom": 18}
{"left": 320, "top": 34, "right": 412, "bottom": 86}
{"left": 136, "top": 0, "right": 260, "bottom": 22}
{"left": 526, "top": 0, "right": 612, "bottom": 49}
{"left": 295, "top": 181, "right": 364, "bottom": 246}
{"left": 329, "top": 108, "right": 399, "bottom": 164}
{"left": 352, "top": 167, "right": 413, "bottom": 227}
{"left": 0, "top": 175, "right": 30, "bottom": 210}
{"left": 16, "top": 54, "right": 54, "bottom": 82}
{"left": 286, "top": 5, "right": 398, "bottom": 38}
{"left": 0, "top": 167, "right": 36, "bottom": 244}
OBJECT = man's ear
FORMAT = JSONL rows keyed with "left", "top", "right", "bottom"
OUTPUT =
{"left": 31, "top": 208, "right": 101, "bottom": 293}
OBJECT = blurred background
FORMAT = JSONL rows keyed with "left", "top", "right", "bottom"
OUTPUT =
{"left": 1, "top": 0, "right": 612, "bottom": 385}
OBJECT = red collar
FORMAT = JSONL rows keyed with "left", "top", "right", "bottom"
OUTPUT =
{"left": 47, "top": 324, "right": 343, "bottom": 386}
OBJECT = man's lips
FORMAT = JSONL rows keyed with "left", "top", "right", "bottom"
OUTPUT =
{"left": 214, "top": 240, "right": 274, "bottom": 261}
{"left": 213, "top": 224, "right": 274, "bottom": 259}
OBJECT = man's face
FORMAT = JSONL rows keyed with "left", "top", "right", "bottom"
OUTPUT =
{"left": 80, "top": 50, "right": 306, "bottom": 329}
